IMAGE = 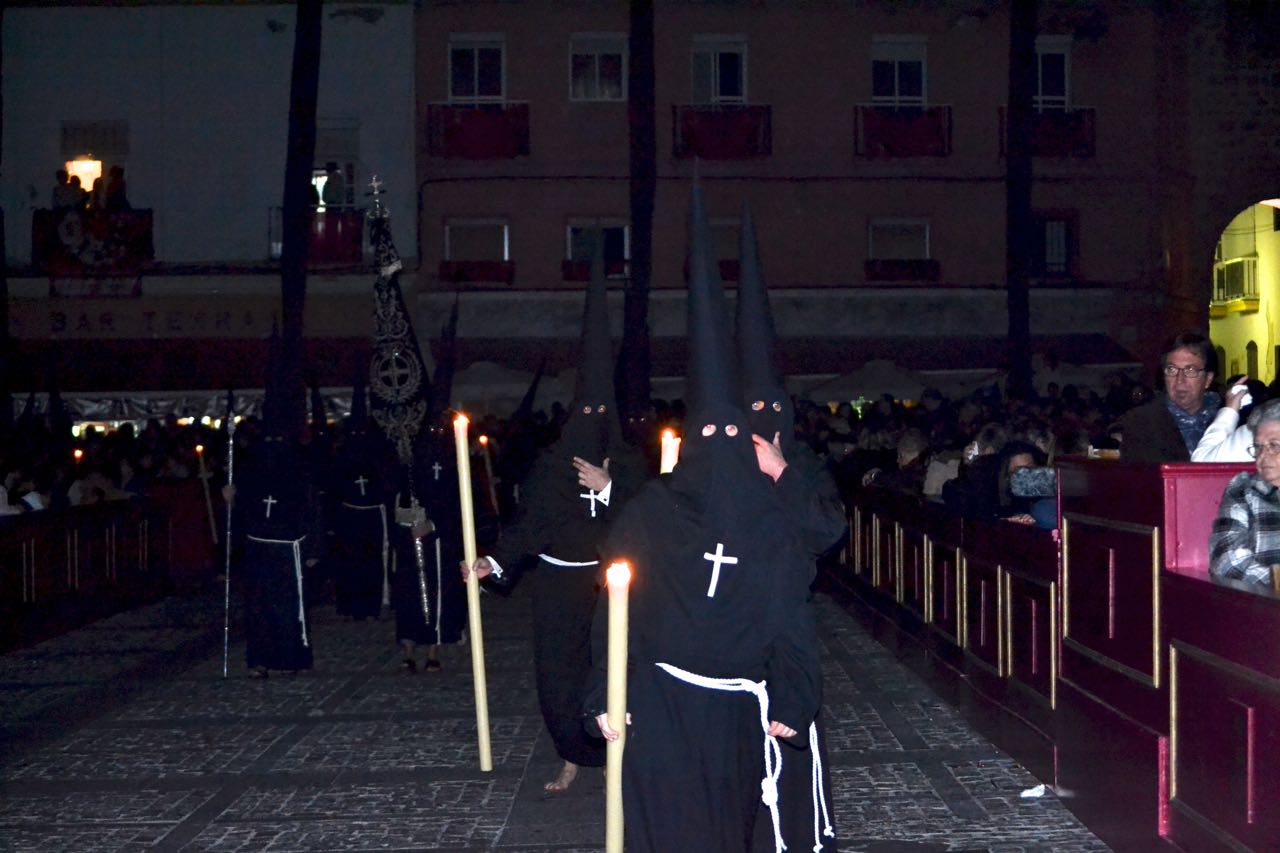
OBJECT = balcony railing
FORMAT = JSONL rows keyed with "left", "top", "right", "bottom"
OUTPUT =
{"left": 1213, "top": 256, "right": 1258, "bottom": 303}
{"left": 439, "top": 260, "right": 516, "bottom": 285}
{"left": 865, "top": 258, "right": 942, "bottom": 282}
{"left": 672, "top": 104, "right": 772, "bottom": 159}
{"left": 999, "top": 106, "right": 1097, "bottom": 158}
{"left": 268, "top": 207, "right": 367, "bottom": 265}
{"left": 681, "top": 258, "right": 741, "bottom": 282}
{"left": 427, "top": 102, "right": 531, "bottom": 159}
{"left": 32, "top": 209, "right": 155, "bottom": 277}
{"left": 855, "top": 105, "right": 953, "bottom": 158}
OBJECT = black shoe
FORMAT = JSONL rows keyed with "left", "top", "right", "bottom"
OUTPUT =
{"left": 424, "top": 659, "right": 441, "bottom": 672}
{"left": 401, "top": 658, "right": 418, "bottom": 673}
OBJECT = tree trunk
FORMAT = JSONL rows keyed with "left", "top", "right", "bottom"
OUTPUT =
{"left": 279, "top": 0, "right": 324, "bottom": 437}
{"left": 621, "top": 0, "right": 656, "bottom": 416}
{"left": 1006, "top": 0, "right": 1037, "bottom": 399}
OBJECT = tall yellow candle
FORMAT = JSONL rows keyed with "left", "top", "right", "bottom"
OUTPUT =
{"left": 454, "top": 413, "right": 493, "bottom": 771}
{"left": 605, "top": 560, "right": 631, "bottom": 853}
{"left": 478, "top": 435, "right": 500, "bottom": 516}
{"left": 659, "top": 429, "right": 681, "bottom": 474}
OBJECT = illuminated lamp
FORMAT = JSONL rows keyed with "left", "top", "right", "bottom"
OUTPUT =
{"left": 65, "top": 156, "right": 102, "bottom": 190}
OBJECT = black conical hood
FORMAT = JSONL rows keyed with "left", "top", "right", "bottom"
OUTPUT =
{"left": 310, "top": 380, "right": 326, "bottom": 428}
{"left": 513, "top": 356, "right": 547, "bottom": 422}
{"left": 685, "top": 181, "right": 738, "bottom": 418}
{"left": 349, "top": 369, "right": 368, "bottom": 429}
{"left": 577, "top": 230, "right": 614, "bottom": 403}
{"left": 261, "top": 322, "right": 289, "bottom": 438}
{"left": 736, "top": 202, "right": 778, "bottom": 394}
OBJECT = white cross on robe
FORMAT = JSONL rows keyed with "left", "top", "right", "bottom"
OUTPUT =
{"left": 703, "top": 542, "right": 739, "bottom": 598}
{"left": 431, "top": 462, "right": 442, "bottom": 481}
{"left": 580, "top": 488, "right": 606, "bottom": 518}
{"left": 262, "top": 495, "right": 277, "bottom": 518}
{"left": 355, "top": 475, "right": 369, "bottom": 496}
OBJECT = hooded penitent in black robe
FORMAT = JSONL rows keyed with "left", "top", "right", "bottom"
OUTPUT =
{"left": 585, "top": 184, "right": 822, "bottom": 853}
{"left": 484, "top": 235, "right": 645, "bottom": 768}
{"left": 391, "top": 421, "right": 467, "bottom": 647}
{"left": 737, "top": 202, "right": 843, "bottom": 852}
{"left": 331, "top": 405, "right": 392, "bottom": 621}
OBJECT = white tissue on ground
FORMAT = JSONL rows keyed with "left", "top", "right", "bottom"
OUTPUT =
{"left": 1019, "top": 783, "right": 1046, "bottom": 798}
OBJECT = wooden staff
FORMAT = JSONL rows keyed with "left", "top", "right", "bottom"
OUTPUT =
{"left": 454, "top": 413, "right": 493, "bottom": 771}
{"left": 605, "top": 560, "right": 631, "bottom": 853}
{"left": 195, "top": 445, "right": 218, "bottom": 545}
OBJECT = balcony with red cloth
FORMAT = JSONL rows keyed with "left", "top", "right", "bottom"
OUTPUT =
{"left": 268, "top": 207, "right": 367, "bottom": 266}
{"left": 672, "top": 104, "right": 772, "bottom": 159}
{"left": 32, "top": 208, "right": 155, "bottom": 277}
{"left": 427, "top": 102, "right": 530, "bottom": 159}
{"left": 439, "top": 260, "right": 516, "bottom": 285}
{"left": 680, "top": 258, "right": 741, "bottom": 282}
{"left": 864, "top": 258, "right": 941, "bottom": 282}
{"left": 999, "top": 106, "right": 1096, "bottom": 158}
{"left": 855, "top": 104, "right": 953, "bottom": 158}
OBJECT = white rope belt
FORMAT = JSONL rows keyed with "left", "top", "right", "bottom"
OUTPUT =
{"left": 656, "top": 661, "right": 786, "bottom": 853}
{"left": 538, "top": 554, "right": 600, "bottom": 568}
{"left": 808, "top": 722, "right": 835, "bottom": 852}
{"left": 342, "top": 503, "right": 390, "bottom": 606}
{"left": 247, "top": 534, "right": 309, "bottom": 647}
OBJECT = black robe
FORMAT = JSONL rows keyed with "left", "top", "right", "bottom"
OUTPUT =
{"left": 390, "top": 448, "right": 466, "bottom": 646}
{"left": 330, "top": 448, "right": 391, "bottom": 619}
{"left": 753, "top": 442, "right": 845, "bottom": 853}
{"left": 235, "top": 442, "right": 316, "bottom": 672}
{"left": 590, "top": 472, "right": 822, "bottom": 853}
{"left": 485, "top": 439, "right": 645, "bottom": 768}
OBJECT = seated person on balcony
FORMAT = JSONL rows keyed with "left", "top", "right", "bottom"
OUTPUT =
{"left": 103, "top": 166, "right": 131, "bottom": 212}
{"left": 1210, "top": 399, "right": 1280, "bottom": 589}
{"left": 321, "top": 162, "right": 346, "bottom": 208}
{"left": 1116, "top": 331, "right": 1219, "bottom": 463}
{"left": 1193, "top": 375, "right": 1265, "bottom": 463}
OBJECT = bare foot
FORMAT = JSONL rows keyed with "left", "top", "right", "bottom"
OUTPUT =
{"left": 543, "top": 761, "right": 579, "bottom": 793}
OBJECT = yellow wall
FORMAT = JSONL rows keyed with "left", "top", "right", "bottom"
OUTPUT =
{"left": 1209, "top": 203, "right": 1280, "bottom": 383}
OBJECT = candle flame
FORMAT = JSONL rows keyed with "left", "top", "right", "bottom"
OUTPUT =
{"left": 606, "top": 561, "right": 632, "bottom": 587}
{"left": 479, "top": 435, "right": 489, "bottom": 445}
{"left": 73, "top": 449, "right": 83, "bottom": 460}
{"left": 661, "top": 428, "right": 675, "bottom": 441}
{"left": 195, "top": 444, "right": 204, "bottom": 454}
{"left": 454, "top": 413, "right": 469, "bottom": 428}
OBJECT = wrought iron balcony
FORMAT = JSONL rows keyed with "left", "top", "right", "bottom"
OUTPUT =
{"left": 32, "top": 208, "right": 155, "bottom": 277}
{"left": 672, "top": 104, "right": 772, "bottom": 159}
{"left": 427, "top": 102, "right": 531, "bottom": 159}
{"left": 439, "top": 260, "right": 516, "bottom": 285}
{"left": 999, "top": 106, "right": 1097, "bottom": 158}
{"left": 268, "top": 207, "right": 367, "bottom": 266}
{"left": 855, "top": 105, "right": 953, "bottom": 158}
{"left": 864, "top": 258, "right": 942, "bottom": 282}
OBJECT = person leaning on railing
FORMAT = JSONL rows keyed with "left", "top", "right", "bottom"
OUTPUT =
{"left": 1209, "top": 398, "right": 1280, "bottom": 589}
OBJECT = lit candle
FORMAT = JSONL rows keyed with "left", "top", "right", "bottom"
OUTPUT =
{"left": 659, "top": 429, "right": 681, "bottom": 474}
{"left": 73, "top": 448, "right": 84, "bottom": 462}
{"left": 478, "top": 435, "right": 500, "bottom": 515}
{"left": 605, "top": 560, "right": 631, "bottom": 853}
{"left": 454, "top": 413, "right": 493, "bottom": 772}
{"left": 195, "top": 444, "right": 218, "bottom": 544}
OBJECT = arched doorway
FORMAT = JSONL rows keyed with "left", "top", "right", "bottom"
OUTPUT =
{"left": 1207, "top": 199, "right": 1280, "bottom": 385}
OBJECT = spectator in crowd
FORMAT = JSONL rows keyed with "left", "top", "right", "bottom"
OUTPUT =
{"left": 1193, "top": 375, "right": 1265, "bottom": 463}
{"left": 51, "top": 169, "right": 82, "bottom": 211}
{"left": 103, "top": 166, "right": 131, "bottom": 212}
{"left": 866, "top": 428, "right": 930, "bottom": 496}
{"left": 321, "top": 162, "right": 346, "bottom": 208}
{"left": 1116, "top": 331, "right": 1218, "bottom": 463}
{"left": 1210, "top": 398, "right": 1280, "bottom": 589}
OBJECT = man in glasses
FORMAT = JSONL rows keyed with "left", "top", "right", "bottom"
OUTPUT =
{"left": 1210, "top": 398, "right": 1280, "bottom": 588}
{"left": 1116, "top": 331, "right": 1219, "bottom": 463}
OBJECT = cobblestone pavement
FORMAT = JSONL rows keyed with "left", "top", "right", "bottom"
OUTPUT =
{"left": 0, "top": 583, "right": 1111, "bottom": 852}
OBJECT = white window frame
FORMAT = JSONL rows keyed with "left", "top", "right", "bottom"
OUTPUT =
{"left": 444, "top": 219, "right": 510, "bottom": 261}
{"left": 867, "top": 218, "right": 931, "bottom": 260}
{"left": 692, "top": 36, "right": 748, "bottom": 104}
{"left": 870, "top": 36, "right": 927, "bottom": 107}
{"left": 448, "top": 34, "right": 506, "bottom": 103}
{"left": 1034, "top": 35, "right": 1072, "bottom": 110}
{"left": 569, "top": 33, "right": 628, "bottom": 102}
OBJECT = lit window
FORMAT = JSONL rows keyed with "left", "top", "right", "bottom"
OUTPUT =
{"left": 571, "top": 34, "right": 626, "bottom": 101}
